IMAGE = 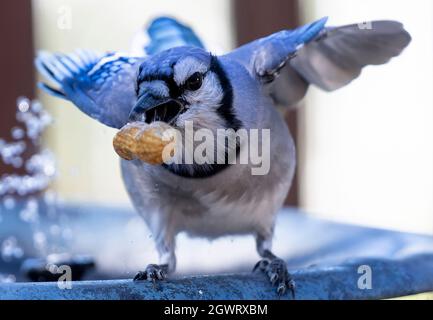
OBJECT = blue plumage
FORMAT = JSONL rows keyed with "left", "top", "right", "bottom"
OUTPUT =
{"left": 145, "top": 16, "right": 205, "bottom": 55}
{"left": 35, "top": 16, "right": 204, "bottom": 128}
{"left": 287, "top": 16, "right": 328, "bottom": 46}
{"left": 36, "top": 50, "right": 140, "bottom": 128}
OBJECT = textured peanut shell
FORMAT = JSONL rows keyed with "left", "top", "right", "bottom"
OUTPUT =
{"left": 113, "top": 122, "right": 174, "bottom": 165}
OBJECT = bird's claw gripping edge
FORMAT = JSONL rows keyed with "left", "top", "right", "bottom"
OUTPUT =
{"left": 253, "top": 258, "right": 296, "bottom": 299}
{"left": 134, "top": 264, "right": 168, "bottom": 288}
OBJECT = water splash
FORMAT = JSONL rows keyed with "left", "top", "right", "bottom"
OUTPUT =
{"left": 0, "top": 97, "right": 55, "bottom": 197}
{"left": 0, "top": 97, "right": 64, "bottom": 281}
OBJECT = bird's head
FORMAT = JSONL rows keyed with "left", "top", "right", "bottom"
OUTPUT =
{"left": 130, "top": 46, "right": 249, "bottom": 178}
{"left": 130, "top": 46, "right": 241, "bottom": 132}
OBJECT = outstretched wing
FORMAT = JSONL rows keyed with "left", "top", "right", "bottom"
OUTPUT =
{"left": 36, "top": 50, "right": 143, "bottom": 128}
{"left": 277, "top": 20, "right": 412, "bottom": 106}
{"left": 36, "top": 16, "right": 205, "bottom": 129}
{"left": 229, "top": 19, "right": 411, "bottom": 107}
{"left": 228, "top": 18, "right": 328, "bottom": 80}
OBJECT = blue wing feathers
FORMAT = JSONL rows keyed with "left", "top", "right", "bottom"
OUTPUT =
{"left": 37, "top": 82, "right": 66, "bottom": 99}
{"left": 35, "top": 50, "right": 103, "bottom": 95}
{"left": 145, "top": 16, "right": 205, "bottom": 55}
{"left": 36, "top": 16, "right": 205, "bottom": 103}
{"left": 35, "top": 50, "right": 141, "bottom": 128}
{"left": 291, "top": 17, "right": 328, "bottom": 46}
{"left": 35, "top": 15, "right": 207, "bottom": 128}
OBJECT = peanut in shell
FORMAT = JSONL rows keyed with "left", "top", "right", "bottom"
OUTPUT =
{"left": 113, "top": 121, "right": 175, "bottom": 165}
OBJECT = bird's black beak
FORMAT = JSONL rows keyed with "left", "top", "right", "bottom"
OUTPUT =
{"left": 129, "top": 93, "right": 185, "bottom": 124}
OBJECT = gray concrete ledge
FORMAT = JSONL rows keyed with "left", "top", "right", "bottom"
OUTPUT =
{"left": 1, "top": 254, "right": 432, "bottom": 300}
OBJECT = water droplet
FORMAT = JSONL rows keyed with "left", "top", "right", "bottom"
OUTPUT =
{"left": 1, "top": 237, "right": 24, "bottom": 262}
{"left": 33, "top": 232, "right": 47, "bottom": 251}
{"left": 2, "top": 196, "right": 16, "bottom": 210}
{"left": 62, "top": 228, "right": 73, "bottom": 240}
{"left": 44, "top": 190, "right": 57, "bottom": 205}
{"left": 11, "top": 127, "right": 25, "bottom": 140}
{"left": 19, "top": 198, "right": 39, "bottom": 223}
{"left": 31, "top": 100, "right": 42, "bottom": 113}
{"left": 17, "top": 97, "right": 30, "bottom": 113}
{"left": 50, "top": 224, "right": 61, "bottom": 236}
{"left": 11, "top": 157, "right": 23, "bottom": 168}
{"left": 0, "top": 274, "right": 16, "bottom": 283}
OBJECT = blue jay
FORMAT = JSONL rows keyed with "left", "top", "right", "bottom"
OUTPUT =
{"left": 35, "top": 16, "right": 411, "bottom": 296}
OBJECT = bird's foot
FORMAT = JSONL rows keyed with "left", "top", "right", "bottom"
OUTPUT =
{"left": 253, "top": 258, "right": 296, "bottom": 298}
{"left": 133, "top": 264, "right": 168, "bottom": 288}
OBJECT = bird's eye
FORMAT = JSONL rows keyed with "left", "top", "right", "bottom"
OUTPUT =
{"left": 185, "top": 72, "right": 203, "bottom": 91}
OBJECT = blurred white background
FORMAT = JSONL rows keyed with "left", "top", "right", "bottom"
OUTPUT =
{"left": 299, "top": 0, "right": 433, "bottom": 235}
